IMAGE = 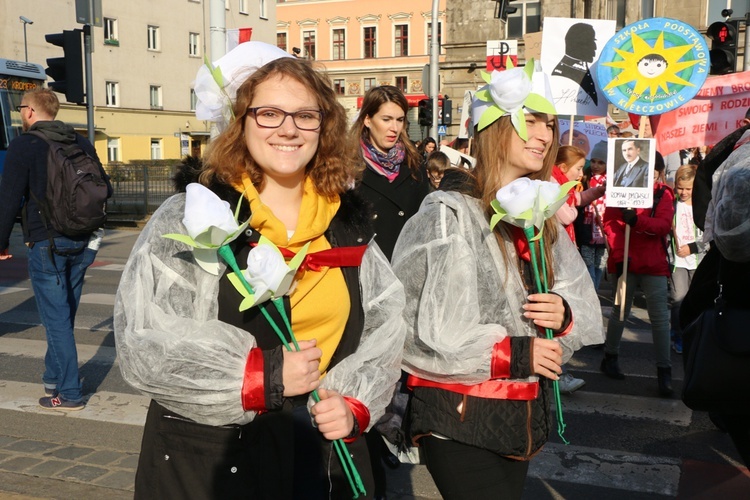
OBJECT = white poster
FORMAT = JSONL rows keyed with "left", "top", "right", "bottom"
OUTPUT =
{"left": 557, "top": 119, "right": 608, "bottom": 159}
{"left": 541, "top": 18, "right": 616, "bottom": 117}
{"left": 606, "top": 138, "right": 656, "bottom": 208}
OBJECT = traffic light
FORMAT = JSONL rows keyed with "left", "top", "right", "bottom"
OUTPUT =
{"left": 707, "top": 20, "right": 739, "bottom": 75}
{"left": 45, "top": 29, "right": 85, "bottom": 104}
{"left": 494, "top": 0, "right": 518, "bottom": 22}
{"left": 441, "top": 99, "right": 453, "bottom": 126}
{"left": 418, "top": 98, "right": 433, "bottom": 127}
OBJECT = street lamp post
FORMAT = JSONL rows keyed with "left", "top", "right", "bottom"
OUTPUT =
{"left": 20, "top": 16, "right": 34, "bottom": 62}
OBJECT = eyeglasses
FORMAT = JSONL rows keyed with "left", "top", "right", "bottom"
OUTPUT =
{"left": 15, "top": 105, "right": 31, "bottom": 112}
{"left": 247, "top": 106, "right": 323, "bottom": 131}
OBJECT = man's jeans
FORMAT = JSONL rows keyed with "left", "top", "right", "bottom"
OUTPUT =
{"left": 604, "top": 272, "right": 671, "bottom": 368}
{"left": 27, "top": 236, "right": 96, "bottom": 402}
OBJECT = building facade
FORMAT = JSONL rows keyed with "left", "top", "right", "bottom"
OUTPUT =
{"left": 1, "top": 0, "right": 276, "bottom": 166}
{"left": 441, "top": 0, "right": 748, "bottom": 138}
{"left": 276, "top": 0, "right": 447, "bottom": 141}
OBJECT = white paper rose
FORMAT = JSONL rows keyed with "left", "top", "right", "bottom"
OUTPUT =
{"left": 495, "top": 177, "right": 538, "bottom": 217}
{"left": 244, "top": 245, "right": 289, "bottom": 300}
{"left": 490, "top": 177, "right": 579, "bottom": 237}
{"left": 489, "top": 67, "right": 532, "bottom": 116}
{"left": 162, "top": 183, "right": 249, "bottom": 275}
{"left": 227, "top": 236, "right": 310, "bottom": 311}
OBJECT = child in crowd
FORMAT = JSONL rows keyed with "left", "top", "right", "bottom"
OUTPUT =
{"left": 669, "top": 164, "right": 706, "bottom": 354}
{"left": 576, "top": 141, "right": 609, "bottom": 290}
{"left": 426, "top": 151, "right": 452, "bottom": 190}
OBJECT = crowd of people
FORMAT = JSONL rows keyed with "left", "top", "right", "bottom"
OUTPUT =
{"left": 1, "top": 39, "right": 747, "bottom": 499}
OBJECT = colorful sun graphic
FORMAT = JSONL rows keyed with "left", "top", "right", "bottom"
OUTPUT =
{"left": 602, "top": 31, "right": 701, "bottom": 108}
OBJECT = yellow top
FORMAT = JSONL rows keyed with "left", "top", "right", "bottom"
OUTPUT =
{"left": 237, "top": 174, "right": 350, "bottom": 372}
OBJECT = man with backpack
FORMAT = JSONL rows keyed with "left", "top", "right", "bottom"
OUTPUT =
{"left": 0, "top": 88, "right": 112, "bottom": 411}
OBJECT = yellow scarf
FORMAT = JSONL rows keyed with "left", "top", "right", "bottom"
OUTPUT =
{"left": 235, "top": 174, "right": 349, "bottom": 372}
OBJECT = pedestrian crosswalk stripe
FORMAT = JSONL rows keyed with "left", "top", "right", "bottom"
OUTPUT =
{"left": 556, "top": 390, "right": 692, "bottom": 426}
{"left": 0, "top": 286, "right": 27, "bottom": 295}
{"left": 0, "top": 337, "right": 116, "bottom": 365}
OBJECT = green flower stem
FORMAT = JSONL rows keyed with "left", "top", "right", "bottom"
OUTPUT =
{"left": 522, "top": 228, "right": 568, "bottom": 445}
{"left": 217, "top": 245, "right": 366, "bottom": 498}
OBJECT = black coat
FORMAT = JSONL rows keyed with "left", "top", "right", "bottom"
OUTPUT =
{"left": 135, "top": 161, "right": 377, "bottom": 499}
{"left": 355, "top": 164, "right": 431, "bottom": 261}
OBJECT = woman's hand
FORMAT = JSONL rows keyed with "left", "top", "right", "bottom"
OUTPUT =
{"left": 676, "top": 244, "right": 691, "bottom": 258}
{"left": 531, "top": 338, "right": 563, "bottom": 380}
{"left": 311, "top": 389, "right": 354, "bottom": 441}
{"left": 282, "top": 339, "right": 322, "bottom": 397}
{"left": 523, "top": 293, "right": 565, "bottom": 331}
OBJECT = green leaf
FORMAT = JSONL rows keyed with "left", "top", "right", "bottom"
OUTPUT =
{"left": 490, "top": 213, "right": 503, "bottom": 231}
{"left": 525, "top": 94, "right": 557, "bottom": 115}
{"left": 162, "top": 233, "right": 198, "bottom": 247}
{"left": 480, "top": 70, "right": 491, "bottom": 84}
{"left": 289, "top": 242, "right": 311, "bottom": 271}
{"left": 474, "top": 89, "right": 491, "bottom": 102}
{"left": 523, "top": 58, "right": 535, "bottom": 80}
{"left": 511, "top": 110, "right": 528, "bottom": 141}
{"left": 228, "top": 272, "right": 252, "bottom": 299}
{"left": 478, "top": 107, "right": 503, "bottom": 131}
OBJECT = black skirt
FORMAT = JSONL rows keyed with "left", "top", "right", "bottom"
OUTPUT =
{"left": 134, "top": 399, "right": 373, "bottom": 500}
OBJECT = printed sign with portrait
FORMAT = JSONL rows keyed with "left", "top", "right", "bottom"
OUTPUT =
{"left": 541, "top": 17, "right": 616, "bottom": 117}
{"left": 606, "top": 137, "right": 656, "bottom": 208}
{"left": 558, "top": 119, "right": 608, "bottom": 159}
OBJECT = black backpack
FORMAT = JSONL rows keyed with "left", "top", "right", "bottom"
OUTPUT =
{"left": 27, "top": 131, "right": 109, "bottom": 237}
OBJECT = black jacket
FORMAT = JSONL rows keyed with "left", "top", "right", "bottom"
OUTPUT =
{"left": 355, "top": 164, "right": 430, "bottom": 260}
{"left": 0, "top": 120, "right": 109, "bottom": 249}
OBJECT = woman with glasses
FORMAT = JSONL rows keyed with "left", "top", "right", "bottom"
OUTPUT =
{"left": 115, "top": 44, "right": 405, "bottom": 499}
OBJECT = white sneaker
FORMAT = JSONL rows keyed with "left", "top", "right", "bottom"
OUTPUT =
{"left": 558, "top": 373, "right": 585, "bottom": 394}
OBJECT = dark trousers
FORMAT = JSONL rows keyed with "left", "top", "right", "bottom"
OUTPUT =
{"left": 421, "top": 435, "right": 530, "bottom": 500}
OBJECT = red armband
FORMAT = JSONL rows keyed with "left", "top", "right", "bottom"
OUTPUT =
{"left": 491, "top": 337, "right": 512, "bottom": 379}
{"left": 241, "top": 348, "right": 266, "bottom": 412}
{"left": 342, "top": 397, "right": 370, "bottom": 443}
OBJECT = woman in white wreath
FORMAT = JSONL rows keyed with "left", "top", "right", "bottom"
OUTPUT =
{"left": 114, "top": 43, "right": 405, "bottom": 499}
{"left": 391, "top": 61, "right": 603, "bottom": 499}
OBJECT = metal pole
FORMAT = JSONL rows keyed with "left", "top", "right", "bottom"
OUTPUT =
{"left": 210, "top": 0, "right": 227, "bottom": 62}
{"left": 23, "top": 24, "right": 28, "bottom": 62}
{"left": 429, "top": 0, "right": 440, "bottom": 140}
{"left": 83, "top": 25, "right": 95, "bottom": 144}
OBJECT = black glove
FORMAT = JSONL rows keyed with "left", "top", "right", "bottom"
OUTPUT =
{"left": 621, "top": 208, "right": 638, "bottom": 227}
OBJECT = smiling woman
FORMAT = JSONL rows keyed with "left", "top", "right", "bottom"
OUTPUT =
{"left": 114, "top": 43, "right": 406, "bottom": 499}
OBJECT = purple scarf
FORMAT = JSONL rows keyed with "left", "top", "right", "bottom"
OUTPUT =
{"left": 360, "top": 137, "right": 406, "bottom": 182}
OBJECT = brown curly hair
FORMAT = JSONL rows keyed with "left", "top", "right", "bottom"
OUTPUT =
{"left": 201, "top": 57, "right": 353, "bottom": 198}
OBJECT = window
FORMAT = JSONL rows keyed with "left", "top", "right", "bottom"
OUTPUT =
{"left": 395, "top": 25, "right": 409, "bottom": 57}
{"left": 147, "top": 25, "right": 160, "bottom": 50}
{"left": 105, "top": 81, "right": 119, "bottom": 107}
{"left": 107, "top": 138, "right": 120, "bottom": 163}
{"left": 707, "top": 0, "right": 750, "bottom": 24}
{"left": 641, "top": 0, "right": 655, "bottom": 18}
{"left": 303, "top": 30, "right": 316, "bottom": 59}
{"left": 150, "top": 85, "right": 162, "bottom": 109}
{"left": 189, "top": 32, "right": 200, "bottom": 57}
{"left": 395, "top": 76, "right": 407, "bottom": 93}
{"left": 277, "top": 32, "right": 287, "bottom": 51}
{"left": 239, "top": 0, "right": 247, "bottom": 14}
{"left": 427, "top": 21, "right": 442, "bottom": 54}
{"left": 190, "top": 89, "right": 198, "bottom": 111}
{"left": 151, "top": 139, "right": 162, "bottom": 160}
{"left": 104, "top": 18, "right": 118, "bottom": 45}
{"left": 364, "top": 27, "right": 377, "bottom": 59}
{"left": 364, "top": 78, "right": 376, "bottom": 92}
{"left": 507, "top": 1, "right": 540, "bottom": 38}
{"left": 606, "top": 0, "right": 626, "bottom": 29}
{"left": 333, "top": 29, "right": 346, "bottom": 60}
{"left": 259, "top": 0, "right": 267, "bottom": 18}
{"left": 334, "top": 79, "right": 345, "bottom": 95}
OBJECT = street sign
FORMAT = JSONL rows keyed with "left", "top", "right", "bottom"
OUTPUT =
{"left": 76, "top": 0, "right": 103, "bottom": 27}
{"left": 438, "top": 125, "right": 447, "bottom": 136}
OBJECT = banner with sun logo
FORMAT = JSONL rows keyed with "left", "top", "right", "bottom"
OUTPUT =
{"left": 597, "top": 18, "right": 709, "bottom": 115}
